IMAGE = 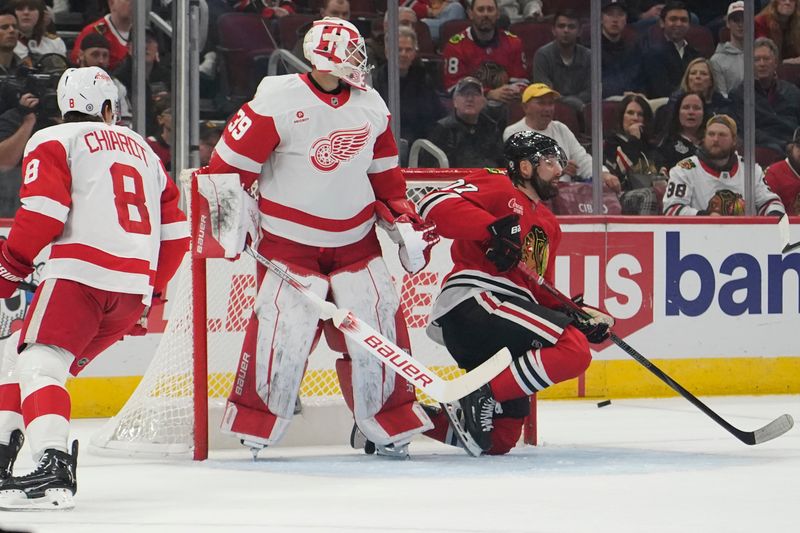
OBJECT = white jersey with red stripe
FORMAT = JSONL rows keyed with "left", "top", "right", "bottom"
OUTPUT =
{"left": 207, "top": 73, "right": 407, "bottom": 247}
{"left": 7, "top": 121, "right": 189, "bottom": 305}
{"left": 663, "top": 154, "right": 786, "bottom": 216}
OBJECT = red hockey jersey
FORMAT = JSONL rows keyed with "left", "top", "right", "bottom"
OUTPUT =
{"left": 7, "top": 122, "right": 189, "bottom": 305}
{"left": 441, "top": 27, "right": 528, "bottom": 92}
{"left": 764, "top": 159, "right": 800, "bottom": 215}
{"left": 70, "top": 15, "right": 130, "bottom": 71}
{"left": 206, "top": 73, "right": 407, "bottom": 247}
{"left": 418, "top": 168, "right": 562, "bottom": 328}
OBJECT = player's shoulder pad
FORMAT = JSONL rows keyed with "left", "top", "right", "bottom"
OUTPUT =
{"left": 449, "top": 32, "right": 465, "bottom": 45}
{"left": 676, "top": 157, "right": 696, "bottom": 170}
{"left": 248, "top": 74, "right": 301, "bottom": 116}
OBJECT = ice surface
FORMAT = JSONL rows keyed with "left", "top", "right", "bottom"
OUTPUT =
{"left": 0, "top": 395, "right": 797, "bottom": 533}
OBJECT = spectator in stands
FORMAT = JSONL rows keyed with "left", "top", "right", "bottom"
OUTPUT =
{"left": 710, "top": 1, "right": 744, "bottom": 97}
{"left": 293, "top": 0, "right": 351, "bottom": 64}
{"left": 0, "top": 8, "right": 23, "bottom": 112}
{"left": 755, "top": 0, "right": 800, "bottom": 62}
{"left": 503, "top": 83, "right": 620, "bottom": 190}
{"left": 730, "top": 37, "right": 800, "bottom": 153}
{"left": 372, "top": 26, "right": 445, "bottom": 149}
{"left": 406, "top": 0, "right": 467, "bottom": 43}
{"left": 441, "top": 0, "right": 528, "bottom": 103}
{"left": 424, "top": 76, "right": 504, "bottom": 167}
{"left": 765, "top": 127, "right": 800, "bottom": 214}
{"left": 146, "top": 96, "right": 172, "bottom": 172}
{"left": 626, "top": 1, "right": 666, "bottom": 29}
{"left": 11, "top": 0, "right": 65, "bottom": 64}
{"left": 656, "top": 91, "right": 706, "bottom": 173}
{"left": 77, "top": 33, "right": 131, "bottom": 125}
{"left": 664, "top": 114, "right": 786, "bottom": 216}
{"left": 672, "top": 58, "right": 729, "bottom": 116}
{"left": 366, "top": 6, "right": 417, "bottom": 68}
{"left": 532, "top": 9, "right": 590, "bottom": 113}
{"left": 199, "top": 121, "right": 223, "bottom": 167}
{"left": 70, "top": 0, "right": 131, "bottom": 71}
{"left": 497, "top": 0, "right": 542, "bottom": 23}
{"left": 601, "top": 0, "right": 643, "bottom": 98}
{"left": 638, "top": 1, "right": 700, "bottom": 99}
{"left": 604, "top": 93, "right": 664, "bottom": 214}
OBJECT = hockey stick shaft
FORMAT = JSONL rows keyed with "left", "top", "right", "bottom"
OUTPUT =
{"left": 517, "top": 261, "right": 793, "bottom": 445}
{"left": 778, "top": 214, "right": 800, "bottom": 253}
{"left": 245, "top": 246, "right": 511, "bottom": 403}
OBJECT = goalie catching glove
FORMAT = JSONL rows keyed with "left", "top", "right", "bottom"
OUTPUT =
{"left": 375, "top": 199, "right": 439, "bottom": 274}
{"left": 564, "top": 295, "right": 615, "bottom": 344}
{"left": 0, "top": 238, "right": 34, "bottom": 299}
{"left": 485, "top": 214, "right": 522, "bottom": 272}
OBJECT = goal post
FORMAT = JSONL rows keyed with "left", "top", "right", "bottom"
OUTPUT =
{"left": 90, "top": 168, "right": 537, "bottom": 459}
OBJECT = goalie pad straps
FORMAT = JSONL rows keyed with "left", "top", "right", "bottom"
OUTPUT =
{"left": 330, "top": 256, "right": 432, "bottom": 445}
{"left": 194, "top": 173, "right": 261, "bottom": 259}
{"left": 221, "top": 262, "right": 328, "bottom": 446}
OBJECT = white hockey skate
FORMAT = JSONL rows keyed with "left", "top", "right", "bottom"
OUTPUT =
{"left": 350, "top": 424, "right": 409, "bottom": 460}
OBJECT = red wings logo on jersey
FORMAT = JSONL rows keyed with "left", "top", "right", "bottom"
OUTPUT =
{"left": 309, "top": 123, "right": 372, "bottom": 172}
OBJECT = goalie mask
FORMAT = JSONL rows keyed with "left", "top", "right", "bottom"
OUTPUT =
{"left": 303, "top": 17, "right": 370, "bottom": 90}
{"left": 57, "top": 66, "right": 120, "bottom": 124}
{"left": 505, "top": 131, "right": 566, "bottom": 200}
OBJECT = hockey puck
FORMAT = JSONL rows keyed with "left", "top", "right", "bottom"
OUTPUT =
{"left": 596, "top": 400, "right": 612, "bottom": 408}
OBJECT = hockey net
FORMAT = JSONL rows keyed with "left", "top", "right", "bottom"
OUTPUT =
{"left": 91, "top": 168, "right": 536, "bottom": 459}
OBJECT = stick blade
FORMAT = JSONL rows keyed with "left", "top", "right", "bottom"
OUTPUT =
{"left": 751, "top": 414, "right": 794, "bottom": 445}
{"left": 437, "top": 348, "right": 512, "bottom": 403}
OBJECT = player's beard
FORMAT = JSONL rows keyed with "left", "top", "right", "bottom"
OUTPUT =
{"left": 531, "top": 175, "right": 559, "bottom": 201}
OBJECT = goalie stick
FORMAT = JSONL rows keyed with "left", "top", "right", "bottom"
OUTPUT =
{"left": 245, "top": 246, "right": 512, "bottom": 403}
{"left": 778, "top": 214, "right": 800, "bottom": 254}
{"left": 517, "top": 261, "right": 794, "bottom": 446}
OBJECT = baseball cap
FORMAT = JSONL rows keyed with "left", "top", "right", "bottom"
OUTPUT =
{"left": 80, "top": 33, "right": 110, "bottom": 51}
{"left": 727, "top": 1, "right": 744, "bottom": 18}
{"left": 601, "top": 0, "right": 628, "bottom": 12}
{"left": 522, "top": 83, "right": 561, "bottom": 103}
{"left": 706, "top": 114, "right": 737, "bottom": 137}
{"left": 454, "top": 76, "right": 483, "bottom": 95}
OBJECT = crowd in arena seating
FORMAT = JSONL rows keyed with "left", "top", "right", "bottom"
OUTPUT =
{"left": 1, "top": 0, "right": 800, "bottom": 217}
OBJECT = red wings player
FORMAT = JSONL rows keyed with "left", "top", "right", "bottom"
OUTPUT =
{"left": 418, "top": 131, "right": 614, "bottom": 455}
{"left": 0, "top": 67, "right": 189, "bottom": 509}
{"left": 201, "top": 17, "right": 437, "bottom": 458}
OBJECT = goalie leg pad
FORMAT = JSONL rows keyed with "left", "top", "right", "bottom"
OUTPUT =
{"left": 15, "top": 343, "right": 73, "bottom": 459}
{"left": 222, "top": 262, "right": 328, "bottom": 445}
{"left": 330, "top": 256, "right": 431, "bottom": 445}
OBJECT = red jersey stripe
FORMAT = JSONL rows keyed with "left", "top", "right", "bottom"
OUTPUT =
{"left": 258, "top": 197, "right": 375, "bottom": 232}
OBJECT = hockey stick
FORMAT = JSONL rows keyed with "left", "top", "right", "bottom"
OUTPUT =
{"left": 244, "top": 246, "right": 511, "bottom": 403}
{"left": 778, "top": 214, "right": 800, "bottom": 254}
{"left": 517, "top": 261, "right": 794, "bottom": 446}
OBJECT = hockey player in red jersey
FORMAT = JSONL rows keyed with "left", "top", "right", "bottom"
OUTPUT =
{"left": 201, "top": 17, "right": 438, "bottom": 458}
{"left": 418, "top": 131, "right": 614, "bottom": 455}
{"left": 764, "top": 127, "right": 800, "bottom": 216}
{"left": 0, "top": 66, "right": 189, "bottom": 510}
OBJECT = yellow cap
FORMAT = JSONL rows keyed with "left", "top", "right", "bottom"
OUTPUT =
{"left": 522, "top": 83, "right": 561, "bottom": 103}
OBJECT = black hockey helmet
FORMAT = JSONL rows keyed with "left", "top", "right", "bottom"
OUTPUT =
{"left": 504, "top": 131, "right": 567, "bottom": 185}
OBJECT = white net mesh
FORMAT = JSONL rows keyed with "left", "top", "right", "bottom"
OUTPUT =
{"left": 91, "top": 171, "right": 466, "bottom": 456}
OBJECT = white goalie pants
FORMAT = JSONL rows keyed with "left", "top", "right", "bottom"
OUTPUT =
{"left": 220, "top": 231, "right": 431, "bottom": 447}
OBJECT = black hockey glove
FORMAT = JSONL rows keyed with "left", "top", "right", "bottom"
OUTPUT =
{"left": 563, "top": 294, "right": 614, "bottom": 344}
{"left": 563, "top": 295, "right": 615, "bottom": 344}
{"left": 485, "top": 214, "right": 522, "bottom": 272}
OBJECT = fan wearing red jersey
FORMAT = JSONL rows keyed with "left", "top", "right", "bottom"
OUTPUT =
{"left": 418, "top": 131, "right": 614, "bottom": 455}
{"left": 201, "top": 17, "right": 437, "bottom": 458}
{"left": 0, "top": 67, "right": 189, "bottom": 510}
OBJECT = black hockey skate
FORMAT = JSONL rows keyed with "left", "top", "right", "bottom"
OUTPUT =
{"left": 0, "top": 429, "right": 24, "bottom": 481}
{"left": 442, "top": 384, "right": 496, "bottom": 457}
{"left": 349, "top": 423, "right": 409, "bottom": 459}
{"left": 0, "top": 440, "right": 78, "bottom": 510}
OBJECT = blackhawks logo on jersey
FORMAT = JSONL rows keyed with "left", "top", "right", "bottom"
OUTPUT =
{"left": 522, "top": 225, "right": 549, "bottom": 276}
{"left": 707, "top": 189, "right": 745, "bottom": 215}
{"left": 309, "top": 123, "right": 372, "bottom": 172}
{"left": 677, "top": 158, "right": 696, "bottom": 170}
